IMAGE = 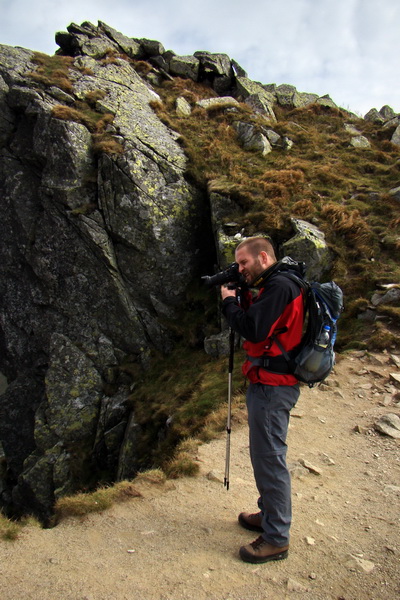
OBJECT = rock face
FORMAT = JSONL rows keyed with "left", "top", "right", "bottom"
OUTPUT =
{"left": 0, "top": 21, "right": 398, "bottom": 522}
{"left": 0, "top": 29, "right": 211, "bottom": 522}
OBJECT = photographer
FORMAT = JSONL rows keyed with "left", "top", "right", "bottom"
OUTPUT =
{"left": 220, "top": 236, "right": 304, "bottom": 564}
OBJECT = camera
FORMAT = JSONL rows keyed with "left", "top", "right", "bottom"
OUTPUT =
{"left": 202, "top": 262, "right": 246, "bottom": 288}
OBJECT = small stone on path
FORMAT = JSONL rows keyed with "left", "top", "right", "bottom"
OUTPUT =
{"left": 345, "top": 554, "right": 375, "bottom": 573}
{"left": 299, "top": 459, "right": 322, "bottom": 475}
{"left": 305, "top": 536, "right": 315, "bottom": 545}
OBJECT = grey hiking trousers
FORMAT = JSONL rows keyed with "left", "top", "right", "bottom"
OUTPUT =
{"left": 246, "top": 382, "right": 300, "bottom": 547}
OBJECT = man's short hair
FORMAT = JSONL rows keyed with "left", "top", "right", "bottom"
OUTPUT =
{"left": 236, "top": 236, "right": 277, "bottom": 261}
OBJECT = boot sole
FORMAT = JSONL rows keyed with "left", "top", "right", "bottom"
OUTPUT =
{"left": 239, "top": 548, "right": 289, "bottom": 564}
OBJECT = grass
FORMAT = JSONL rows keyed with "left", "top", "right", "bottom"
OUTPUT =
{"left": 164, "top": 438, "right": 201, "bottom": 479}
{"left": 368, "top": 321, "right": 400, "bottom": 350}
{"left": 127, "top": 339, "right": 246, "bottom": 472}
{"left": 133, "top": 468, "right": 166, "bottom": 485}
{"left": 0, "top": 473, "right": 165, "bottom": 529}
{"left": 52, "top": 105, "right": 123, "bottom": 155}
{"left": 54, "top": 480, "right": 142, "bottom": 519}
{"left": 52, "top": 102, "right": 114, "bottom": 132}
{"left": 198, "top": 392, "right": 248, "bottom": 442}
{"left": 0, "top": 512, "right": 41, "bottom": 541}
{"left": 91, "top": 134, "right": 124, "bottom": 155}
{"left": 27, "top": 52, "right": 75, "bottom": 93}
{"left": 53, "top": 471, "right": 170, "bottom": 522}
{"left": 0, "top": 512, "right": 21, "bottom": 540}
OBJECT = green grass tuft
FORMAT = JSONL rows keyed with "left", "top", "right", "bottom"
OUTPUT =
{"left": 0, "top": 512, "right": 21, "bottom": 541}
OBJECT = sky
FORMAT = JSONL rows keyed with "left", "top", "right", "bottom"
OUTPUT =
{"left": 0, "top": 0, "right": 398, "bottom": 117}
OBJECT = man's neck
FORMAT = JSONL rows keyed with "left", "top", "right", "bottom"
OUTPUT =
{"left": 251, "top": 261, "right": 278, "bottom": 288}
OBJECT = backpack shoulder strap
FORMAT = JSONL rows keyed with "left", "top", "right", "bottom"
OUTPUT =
{"left": 275, "top": 270, "right": 310, "bottom": 312}
{"left": 268, "top": 270, "right": 310, "bottom": 366}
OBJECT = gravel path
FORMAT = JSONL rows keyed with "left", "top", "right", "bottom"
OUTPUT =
{"left": 1, "top": 352, "right": 399, "bottom": 600}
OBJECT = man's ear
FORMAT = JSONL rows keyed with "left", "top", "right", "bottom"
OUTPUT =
{"left": 259, "top": 250, "right": 269, "bottom": 266}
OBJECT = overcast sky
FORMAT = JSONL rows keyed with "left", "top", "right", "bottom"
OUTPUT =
{"left": 1, "top": 0, "right": 398, "bottom": 116}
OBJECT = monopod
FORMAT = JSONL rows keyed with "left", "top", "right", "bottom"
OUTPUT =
{"left": 224, "top": 282, "right": 244, "bottom": 491}
{"left": 224, "top": 326, "right": 235, "bottom": 490}
{"left": 202, "top": 264, "right": 245, "bottom": 489}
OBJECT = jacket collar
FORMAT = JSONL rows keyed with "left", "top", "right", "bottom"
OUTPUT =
{"left": 251, "top": 261, "right": 279, "bottom": 288}
{"left": 251, "top": 257, "right": 305, "bottom": 288}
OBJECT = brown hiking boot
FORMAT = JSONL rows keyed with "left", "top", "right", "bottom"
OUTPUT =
{"left": 239, "top": 535, "right": 289, "bottom": 564}
{"left": 238, "top": 511, "right": 263, "bottom": 532}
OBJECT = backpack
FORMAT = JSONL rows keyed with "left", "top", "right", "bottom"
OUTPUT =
{"left": 271, "top": 260, "right": 344, "bottom": 387}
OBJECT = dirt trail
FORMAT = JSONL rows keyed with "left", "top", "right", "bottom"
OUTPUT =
{"left": 0, "top": 352, "right": 399, "bottom": 600}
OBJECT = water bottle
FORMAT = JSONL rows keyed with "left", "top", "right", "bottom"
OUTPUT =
{"left": 304, "top": 326, "right": 331, "bottom": 372}
{"left": 318, "top": 325, "right": 331, "bottom": 348}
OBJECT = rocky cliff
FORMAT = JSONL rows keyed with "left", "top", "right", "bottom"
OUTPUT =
{"left": 0, "top": 23, "right": 215, "bottom": 523}
{"left": 0, "top": 21, "right": 399, "bottom": 523}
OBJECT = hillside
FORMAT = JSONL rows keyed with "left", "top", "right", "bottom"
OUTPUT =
{"left": 149, "top": 69, "right": 400, "bottom": 353}
{"left": 1, "top": 351, "right": 399, "bottom": 600}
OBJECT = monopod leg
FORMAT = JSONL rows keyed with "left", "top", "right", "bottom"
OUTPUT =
{"left": 224, "top": 327, "right": 235, "bottom": 490}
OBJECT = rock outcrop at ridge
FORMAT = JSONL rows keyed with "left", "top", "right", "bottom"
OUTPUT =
{"left": 0, "top": 21, "right": 398, "bottom": 523}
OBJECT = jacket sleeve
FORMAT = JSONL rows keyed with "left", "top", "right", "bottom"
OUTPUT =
{"left": 222, "top": 277, "right": 297, "bottom": 343}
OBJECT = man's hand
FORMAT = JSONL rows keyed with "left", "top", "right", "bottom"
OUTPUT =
{"left": 220, "top": 285, "right": 237, "bottom": 301}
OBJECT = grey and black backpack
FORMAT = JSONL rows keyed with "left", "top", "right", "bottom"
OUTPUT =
{"left": 272, "top": 259, "right": 344, "bottom": 387}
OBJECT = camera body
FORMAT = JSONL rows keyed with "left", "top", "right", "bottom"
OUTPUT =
{"left": 202, "top": 262, "right": 246, "bottom": 288}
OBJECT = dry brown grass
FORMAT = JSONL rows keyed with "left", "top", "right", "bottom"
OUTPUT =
{"left": 368, "top": 321, "right": 400, "bottom": 350}
{"left": 260, "top": 168, "right": 305, "bottom": 187}
{"left": 54, "top": 481, "right": 142, "bottom": 520}
{"left": 132, "top": 60, "right": 154, "bottom": 75}
{"left": 207, "top": 176, "right": 242, "bottom": 196}
{"left": 52, "top": 104, "right": 115, "bottom": 133}
{"left": 292, "top": 199, "right": 316, "bottom": 219}
{"left": 85, "top": 89, "right": 107, "bottom": 106}
{"left": 133, "top": 469, "right": 167, "bottom": 486}
{"left": 321, "top": 202, "right": 375, "bottom": 255}
{"left": 163, "top": 77, "right": 218, "bottom": 103}
{"left": 52, "top": 103, "right": 122, "bottom": 156}
{"left": 313, "top": 164, "right": 347, "bottom": 187}
{"left": 0, "top": 512, "right": 20, "bottom": 540}
{"left": 92, "top": 134, "right": 124, "bottom": 155}
{"left": 28, "top": 71, "right": 73, "bottom": 94}
{"left": 0, "top": 513, "right": 41, "bottom": 541}
{"left": 52, "top": 104, "right": 86, "bottom": 124}
{"left": 164, "top": 438, "right": 201, "bottom": 479}
{"left": 28, "top": 52, "right": 75, "bottom": 94}
{"left": 99, "top": 49, "right": 124, "bottom": 65}
{"left": 198, "top": 392, "right": 247, "bottom": 442}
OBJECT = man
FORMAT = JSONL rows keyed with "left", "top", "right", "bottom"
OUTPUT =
{"left": 220, "top": 236, "right": 304, "bottom": 564}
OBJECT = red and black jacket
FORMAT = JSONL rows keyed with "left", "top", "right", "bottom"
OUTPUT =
{"left": 222, "top": 264, "right": 304, "bottom": 386}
